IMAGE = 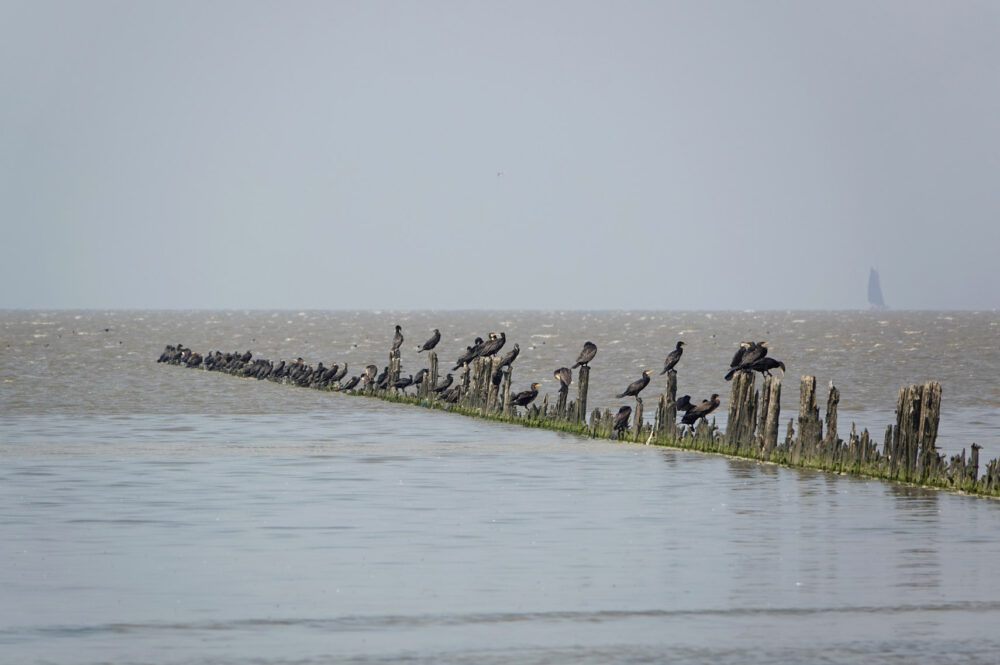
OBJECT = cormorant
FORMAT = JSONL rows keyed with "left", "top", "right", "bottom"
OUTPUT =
{"left": 617, "top": 369, "right": 652, "bottom": 399}
{"left": 393, "top": 375, "right": 413, "bottom": 392}
{"left": 612, "top": 405, "right": 632, "bottom": 438}
{"left": 511, "top": 382, "right": 540, "bottom": 408}
{"left": 478, "top": 332, "right": 506, "bottom": 358}
{"left": 433, "top": 373, "right": 454, "bottom": 393}
{"left": 660, "top": 341, "right": 685, "bottom": 374}
{"left": 442, "top": 385, "right": 462, "bottom": 403}
{"left": 418, "top": 329, "right": 440, "bottom": 353}
{"left": 391, "top": 325, "right": 404, "bottom": 353}
{"left": 375, "top": 366, "right": 389, "bottom": 389}
{"left": 491, "top": 344, "right": 520, "bottom": 384}
{"left": 572, "top": 341, "right": 598, "bottom": 368}
{"left": 729, "top": 341, "right": 752, "bottom": 369}
{"left": 675, "top": 394, "right": 693, "bottom": 412}
{"left": 453, "top": 337, "right": 485, "bottom": 370}
{"left": 681, "top": 394, "right": 721, "bottom": 425}
{"left": 745, "top": 357, "right": 785, "bottom": 376}
{"left": 340, "top": 375, "right": 361, "bottom": 391}
{"left": 413, "top": 368, "right": 428, "bottom": 386}
{"left": 553, "top": 367, "right": 572, "bottom": 392}
{"left": 330, "top": 363, "right": 348, "bottom": 383}
{"left": 364, "top": 364, "right": 378, "bottom": 380}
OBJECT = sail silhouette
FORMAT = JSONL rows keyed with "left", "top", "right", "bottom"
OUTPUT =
{"left": 868, "top": 268, "right": 888, "bottom": 310}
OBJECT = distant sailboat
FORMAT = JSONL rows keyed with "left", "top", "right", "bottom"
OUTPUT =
{"left": 868, "top": 268, "right": 888, "bottom": 310}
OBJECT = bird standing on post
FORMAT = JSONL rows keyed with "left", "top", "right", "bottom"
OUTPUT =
{"left": 681, "top": 394, "right": 721, "bottom": 424}
{"left": 572, "top": 341, "right": 597, "bottom": 368}
{"left": 617, "top": 369, "right": 652, "bottom": 399}
{"left": 511, "top": 382, "right": 540, "bottom": 408}
{"left": 391, "top": 325, "right": 404, "bottom": 353}
{"left": 612, "top": 405, "right": 632, "bottom": 439}
{"left": 661, "top": 341, "right": 685, "bottom": 374}
{"left": 417, "top": 329, "right": 440, "bottom": 353}
{"left": 553, "top": 367, "right": 572, "bottom": 392}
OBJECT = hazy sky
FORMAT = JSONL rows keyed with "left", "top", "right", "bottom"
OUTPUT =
{"left": 2, "top": 1, "right": 998, "bottom": 310}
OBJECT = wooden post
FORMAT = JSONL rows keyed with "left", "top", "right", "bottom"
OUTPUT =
{"left": 726, "top": 370, "right": 757, "bottom": 452}
{"left": 423, "top": 352, "right": 438, "bottom": 400}
{"left": 823, "top": 381, "right": 840, "bottom": 446}
{"left": 501, "top": 367, "right": 513, "bottom": 417}
{"left": 917, "top": 381, "right": 942, "bottom": 481}
{"left": 575, "top": 365, "right": 590, "bottom": 424}
{"left": 760, "top": 374, "right": 782, "bottom": 459}
{"left": 654, "top": 369, "right": 678, "bottom": 440}
{"left": 796, "top": 375, "right": 822, "bottom": 460}
{"left": 631, "top": 397, "right": 644, "bottom": 439}
{"left": 389, "top": 349, "right": 401, "bottom": 388}
{"left": 556, "top": 388, "right": 568, "bottom": 421}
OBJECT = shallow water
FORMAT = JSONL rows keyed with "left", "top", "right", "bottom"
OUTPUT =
{"left": 1, "top": 310, "right": 999, "bottom": 664}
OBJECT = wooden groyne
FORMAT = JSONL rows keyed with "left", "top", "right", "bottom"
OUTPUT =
{"left": 157, "top": 338, "right": 1000, "bottom": 498}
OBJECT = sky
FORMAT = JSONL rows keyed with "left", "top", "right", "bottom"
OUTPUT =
{"left": 1, "top": 0, "right": 998, "bottom": 310}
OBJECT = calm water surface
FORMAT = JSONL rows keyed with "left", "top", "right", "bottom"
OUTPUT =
{"left": 1, "top": 310, "right": 999, "bottom": 664}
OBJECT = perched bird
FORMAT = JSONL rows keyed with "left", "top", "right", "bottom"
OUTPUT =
{"left": 612, "top": 405, "right": 632, "bottom": 438}
{"left": 617, "top": 369, "right": 652, "bottom": 399}
{"left": 729, "top": 341, "right": 753, "bottom": 369}
{"left": 511, "top": 382, "right": 541, "bottom": 408}
{"left": 364, "top": 365, "right": 378, "bottom": 381}
{"left": 441, "top": 385, "right": 462, "bottom": 403}
{"left": 660, "top": 341, "right": 685, "bottom": 374}
{"left": 681, "top": 394, "right": 721, "bottom": 425}
{"left": 375, "top": 366, "right": 390, "bottom": 389}
{"left": 572, "top": 341, "right": 598, "bottom": 368}
{"left": 330, "top": 363, "right": 348, "bottom": 383}
{"left": 433, "top": 373, "right": 454, "bottom": 393}
{"left": 393, "top": 375, "right": 414, "bottom": 392}
{"left": 413, "top": 368, "right": 428, "bottom": 386}
{"left": 491, "top": 344, "right": 520, "bottom": 385}
{"left": 417, "top": 329, "right": 440, "bottom": 353}
{"left": 675, "top": 394, "right": 694, "bottom": 413}
{"left": 391, "top": 325, "right": 404, "bottom": 353}
{"left": 725, "top": 343, "right": 776, "bottom": 380}
{"left": 553, "top": 367, "right": 572, "bottom": 392}
{"left": 745, "top": 357, "right": 786, "bottom": 377}
{"left": 340, "top": 375, "right": 361, "bottom": 391}
{"left": 453, "top": 337, "right": 485, "bottom": 370}
{"left": 478, "top": 332, "right": 506, "bottom": 358}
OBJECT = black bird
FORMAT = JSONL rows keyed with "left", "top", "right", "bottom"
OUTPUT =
{"left": 433, "top": 373, "right": 454, "bottom": 393}
{"left": 617, "top": 369, "right": 652, "bottom": 399}
{"left": 729, "top": 341, "right": 752, "bottom": 369}
{"left": 330, "top": 363, "right": 348, "bottom": 383}
{"left": 572, "top": 341, "right": 597, "bottom": 368}
{"left": 393, "top": 375, "right": 414, "bottom": 392}
{"left": 391, "top": 325, "right": 404, "bottom": 353}
{"left": 441, "top": 385, "right": 462, "bottom": 403}
{"left": 418, "top": 329, "right": 440, "bottom": 353}
{"left": 375, "top": 366, "right": 390, "bottom": 389}
{"left": 553, "top": 367, "right": 572, "bottom": 392}
{"left": 675, "top": 394, "right": 694, "bottom": 413}
{"left": 478, "top": 332, "right": 506, "bottom": 358}
{"left": 340, "top": 375, "right": 361, "bottom": 391}
{"left": 660, "top": 341, "right": 685, "bottom": 374}
{"left": 413, "top": 368, "right": 428, "bottom": 386}
{"left": 453, "top": 337, "right": 485, "bottom": 370}
{"left": 491, "top": 344, "right": 521, "bottom": 385}
{"left": 725, "top": 342, "right": 777, "bottom": 380}
{"left": 612, "top": 405, "right": 632, "bottom": 438}
{"left": 745, "top": 357, "right": 786, "bottom": 377}
{"left": 681, "top": 394, "right": 721, "bottom": 425}
{"left": 511, "top": 382, "right": 540, "bottom": 408}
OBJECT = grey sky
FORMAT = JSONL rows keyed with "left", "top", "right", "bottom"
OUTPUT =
{"left": 2, "top": 1, "right": 998, "bottom": 310}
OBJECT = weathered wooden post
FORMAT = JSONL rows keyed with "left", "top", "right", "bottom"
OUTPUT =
{"left": 917, "top": 381, "right": 942, "bottom": 481}
{"left": 654, "top": 369, "right": 678, "bottom": 440}
{"left": 574, "top": 365, "right": 590, "bottom": 425}
{"left": 725, "top": 370, "right": 757, "bottom": 452}
{"left": 631, "top": 398, "right": 644, "bottom": 439}
{"left": 758, "top": 374, "right": 782, "bottom": 459}
{"left": 794, "top": 375, "right": 822, "bottom": 463}
{"left": 556, "top": 387, "right": 568, "bottom": 421}
{"left": 389, "top": 349, "right": 401, "bottom": 388}
{"left": 423, "top": 352, "right": 438, "bottom": 400}
{"left": 500, "top": 367, "right": 514, "bottom": 417}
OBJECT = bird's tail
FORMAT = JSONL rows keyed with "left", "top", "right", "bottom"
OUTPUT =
{"left": 616, "top": 391, "right": 626, "bottom": 398}
{"left": 724, "top": 367, "right": 738, "bottom": 381}
{"left": 572, "top": 361, "right": 582, "bottom": 369}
